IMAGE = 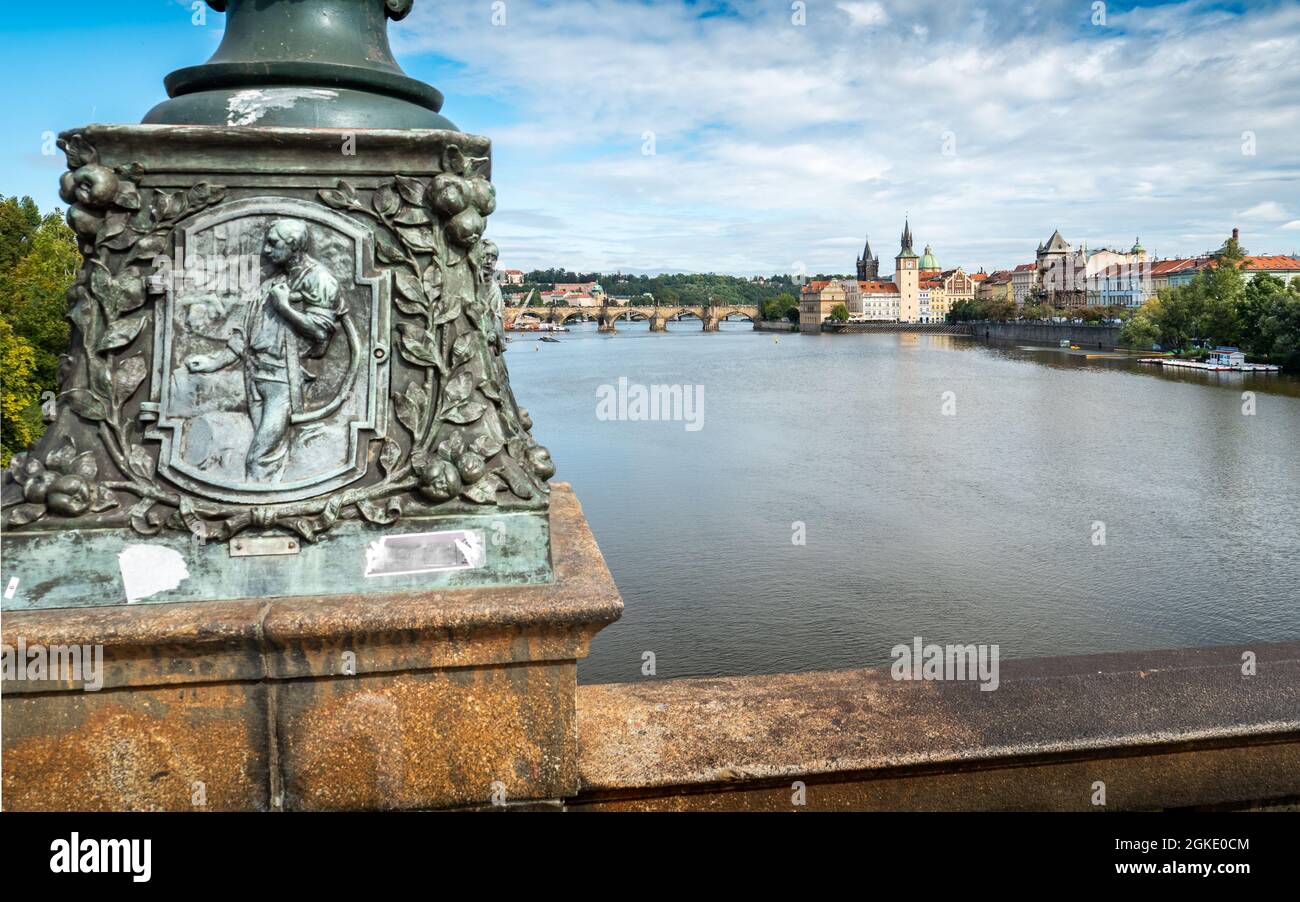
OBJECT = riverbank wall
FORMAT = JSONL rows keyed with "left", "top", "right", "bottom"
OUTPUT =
{"left": 753, "top": 320, "right": 798, "bottom": 332}
{"left": 967, "top": 321, "right": 1122, "bottom": 348}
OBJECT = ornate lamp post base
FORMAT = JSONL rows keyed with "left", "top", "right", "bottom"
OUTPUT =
{"left": 1, "top": 1, "right": 624, "bottom": 810}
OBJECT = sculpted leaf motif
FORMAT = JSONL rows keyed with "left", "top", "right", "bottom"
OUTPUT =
{"left": 374, "top": 229, "right": 405, "bottom": 265}
{"left": 95, "top": 314, "right": 147, "bottom": 352}
{"left": 392, "top": 270, "right": 427, "bottom": 316}
{"left": 96, "top": 213, "right": 128, "bottom": 247}
{"left": 395, "top": 322, "right": 439, "bottom": 367}
{"left": 394, "top": 207, "right": 430, "bottom": 226}
{"left": 373, "top": 183, "right": 400, "bottom": 217}
{"left": 451, "top": 333, "right": 475, "bottom": 366}
{"left": 70, "top": 452, "right": 98, "bottom": 481}
{"left": 113, "top": 353, "right": 148, "bottom": 402}
{"left": 128, "top": 445, "right": 155, "bottom": 480}
{"left": 320, "top": 181, "right": 360, "bottom": 210}
{"left": 61, "top": 389, "right": 107, "bottom": 422}
{"left": 470, "top": 434, "right": 504, "bottom": 459}
{"left": 92, "top": 267, "right": 147, "bottom": 317}
{"left": 431, "top": 288, "right": 461, "bottom": 326}
{"left": 397, "top": 226, "right": 436, "bottom": 252}
{"left": 442, "top": 400, "right": 486, "bottom": 425}
{"left": 462, "top": 472, "right": 503, "bottom": 504}
{"left": 114, "top": 181, "right": 142, "bottom": 211}
{"left": 89, "top": 355, "right": 113, "bottom": 398}
{"left": 499, "top": 459, "right": 535, "bottom": 500}
{"left": 394, "top": 175, "right": 426, "bottom": 206}
{"left": 45, "top": 437, "right": 77, "bottom": 471}
{"left": 422, "top": 265, "right": 443, "bottom": 302}
{"left": 378, "top": 438, "right": 401, "bottom": 476}
{"left": 128, "top": 233, "right": 168, "bottom": 264}
{"left": 8, "top": 504, "right": 46, "bottom": 527}
{"left": 442, "top": 371, "right": 474, "bottom": 405}
{"left": 442, "top": 144, "right": 468, "bottom": 177}
{"left": 393, "top": 382, "right": 428, "bottom": 437}
{"left": 89, "top": 484, "right": 119, "bottom": 513}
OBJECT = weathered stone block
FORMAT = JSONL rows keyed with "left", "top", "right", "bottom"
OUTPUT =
{"left": 2, "top": 484, "right": 622, "bottom": 811}
{"left": 2, "top": 681, "right": 270, "bottom": 811}
{"left": 275, "top": 661, "right": 577, "bottom": 811}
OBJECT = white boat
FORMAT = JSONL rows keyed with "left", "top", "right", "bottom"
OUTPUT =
{"left": 1137, "top": 357, "right": 1280, "bottom": 373}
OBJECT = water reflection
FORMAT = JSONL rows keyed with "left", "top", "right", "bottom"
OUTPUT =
{"left": 505, "top": 322, "right": 1300, "bottom": 684}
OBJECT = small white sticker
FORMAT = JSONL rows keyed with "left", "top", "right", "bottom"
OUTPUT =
{"left": 4, "top": 576, "right": 18, "bottom": 599}
{"left": 119, "top": 544, "right": 190, "bottom": 603}
{"left": 365, "top": 529, "right": 486, "bottom": 578}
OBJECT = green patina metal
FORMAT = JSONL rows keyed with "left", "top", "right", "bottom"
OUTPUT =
{"left": 144, "top": 0, "right": 454, "bottom": 129}
{"left": 1, "top": 1, "right": 556, "bottom": 609}
{"left": 3, "top": 510, "right": 551, "bottom": 610}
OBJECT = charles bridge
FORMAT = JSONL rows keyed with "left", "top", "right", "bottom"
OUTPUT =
{"left": 506, "top": 303, "right": 760, "bottom": 332}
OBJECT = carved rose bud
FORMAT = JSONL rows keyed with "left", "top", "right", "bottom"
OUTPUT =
{"left": 46, "top": 475, "right": 92, "bottom": 517}
{"left": 417, "top": 457, "right": 462, "bottom": 503}
{"left": 432, "top": 175, "right": 469, "bottom": 217}
{"left": 456, "top": 451, "right": 486, "bottom": 485}
{"left": 447, "top": 209, "right": 485, "bottom": 248}
{"left": 528, "top": 446, "right": 555, "bottom": 481}
{"left": 72, "top": 164, "right": 120, "bottom": 209}
{"left": 66, "top": 205, "right": 103, "bottom": 242}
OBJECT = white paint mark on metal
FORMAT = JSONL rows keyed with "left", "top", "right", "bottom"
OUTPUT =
{"left": 226, "top": 88, "right": 338, "bottom": 126}
{"left": 4, "top": 576, "right": 18, "bottom": 599}
{"left": 119, "top": 545, "right": 190, "bottom": 603}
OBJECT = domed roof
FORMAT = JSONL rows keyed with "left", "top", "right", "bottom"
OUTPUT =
{"left": 1131, "top": 236, "right": 1145, "bottom": 254}
{"left": 919, "top": 244, "right": 939, "bottom": 270}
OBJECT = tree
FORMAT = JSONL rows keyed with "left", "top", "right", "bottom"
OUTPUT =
{"left": 763, "top": 291, "right": 797, "bottom": 321}
{"left": 1, "top": 317, "right": 42, "bottom": 465}
{"left": 1119, "top": 312, "right": 1160, "bottom": 349}
{"left": 0, "top": 212, "right": 77, "bottom": 390}
{"left": 0, "top": 196, "right": 79, "bottom": 462}
{"left": 829, "top": 303, "right": 849, "bottom": 322}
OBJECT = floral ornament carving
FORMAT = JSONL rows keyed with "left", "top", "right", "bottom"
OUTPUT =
{"left": 317, "top": 142, "right": 552, "bottom": 515}
{"left": 1, "top": 133, "right": 552, "bottom": 544}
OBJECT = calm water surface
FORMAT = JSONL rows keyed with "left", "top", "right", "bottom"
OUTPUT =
{"left": 504, "top": 321, "right": 1300, "bottom": 684}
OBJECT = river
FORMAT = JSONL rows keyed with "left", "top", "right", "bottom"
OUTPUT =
{"left": 503, "top": 320, "right": 1300, "bottom": 684}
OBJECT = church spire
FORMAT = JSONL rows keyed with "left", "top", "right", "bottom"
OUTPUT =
{"left": 856, "top": 232, "right": 879, "bottom": 280}
{"left": 901, "top": 217, "right": 914, "bottom": 254}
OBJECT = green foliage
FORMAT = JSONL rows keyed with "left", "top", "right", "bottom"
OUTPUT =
{"left": 829, "top": 303, "right": 849, "bottom": 322}
{"left": 762, "top": 291, "right": 798, "bottom": 321}
{"left": 0, "top": 195, "right": 79, "bottom": 462}
{"left": 1119, "top": 242, "right": 1299, "bottom": 365}
{"left": 948, "top": 296, "right": 1016, "bottom": 322}
{"left": 0, "top": 317, "right": 42, "bottom": 466}
{"left": 522, "top": 268, "right": 800, "bottom": 309}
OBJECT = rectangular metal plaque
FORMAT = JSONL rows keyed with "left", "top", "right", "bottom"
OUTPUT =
{"left": 229, "top": 536, "right": 302, "bottom": 557}
{"left": 364, "top": 529, "right": 486, "bottom": 578}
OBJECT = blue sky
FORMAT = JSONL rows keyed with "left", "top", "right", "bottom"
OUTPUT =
{"left": 3, "top": 0, "right": 1298, "bottom": 275}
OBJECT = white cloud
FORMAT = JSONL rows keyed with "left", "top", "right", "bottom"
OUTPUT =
{"left": 388, "top": 0, "right": 1300, "bottom": 274}
{"left": 1236, "top": 202, "right": 1291, "bottom": 221}
{"left": 837, "top": 2, "right": 889, "bottom": 28}
{"left": 1281, "top": 220, "right": 1300, "bottom": 231}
